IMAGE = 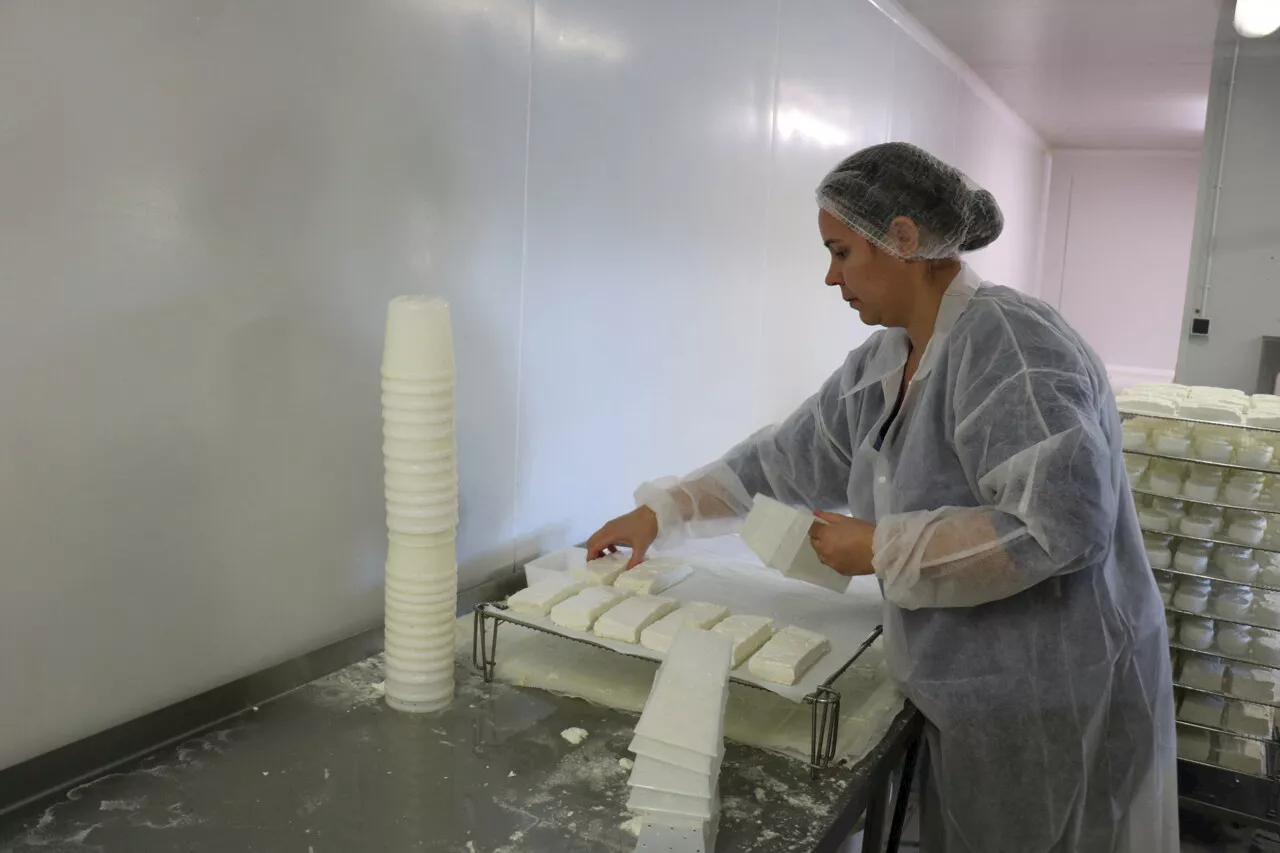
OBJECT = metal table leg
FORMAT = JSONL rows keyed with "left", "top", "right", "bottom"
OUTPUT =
{"left": 861, "top": 728, "right": 922, "bottom": 853}
{"left": 884, "top": 732, "right": 922, "bottom": 851}
{"left": 862, "top": 779, "right": 889, "bottom": 853}
{"left": 471, "top": 603, "right": 499, "bottom": 682}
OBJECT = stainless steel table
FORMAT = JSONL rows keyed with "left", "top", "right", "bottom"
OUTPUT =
{"left": 0, "top": 648, "right": 922, "bottom": 852}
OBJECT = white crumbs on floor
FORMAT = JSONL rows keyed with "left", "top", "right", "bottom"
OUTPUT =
{"left": 559, "top": 727, "right": 589, "bottom": 745}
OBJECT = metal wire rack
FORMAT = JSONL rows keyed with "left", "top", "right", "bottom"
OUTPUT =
{"left": 470, "top": 600, "right": 882, "bottom": 773}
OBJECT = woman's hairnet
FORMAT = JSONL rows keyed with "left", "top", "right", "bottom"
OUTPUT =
{"left": 816, "top": 142, "right": 1003, "bottom": 260}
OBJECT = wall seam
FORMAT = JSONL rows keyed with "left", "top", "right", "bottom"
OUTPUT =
{"left": 1195, "top": 41, "right": 1239, "bottom": 322}
{"left": 1053, "top": 171, "right": 1076, "bottom": 312}
{"left": 508, "top": 0, "right": 537, "bottom": 558}
{"left": 1031, "top": 150, "right": 1054, "bottom": 300}
{"left": 754, "top": 0, "right": 784, "bottom": 425}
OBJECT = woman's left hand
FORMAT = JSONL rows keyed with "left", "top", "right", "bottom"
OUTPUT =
{"left": 810, "top": 511, "right": 877, "bottom": 577}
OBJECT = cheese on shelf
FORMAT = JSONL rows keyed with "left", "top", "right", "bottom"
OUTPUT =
{"left": 1177, "top": 693, "right": 1225, "bottom": 728}
{"left": 1179, "top": 656, "right": 1226, "bottom": 693}
{"left": 614, "top": 558, "right": 693, "bottom": 595}
{"left": 1229, "top": 665, "right": 1280, "bottom": 703}
{"left": 571, "top": 554, "right": 629, "bottom": 586}
{"left": 711, "top": 615, "right": 775, "bottom": 668}
{"left": 593, "top": 596, "right": 680, "bottom": 644}
{"left": 640, "top": 603, "right": 731, "bottom": 653}
{"left": 1218, "top": 735, "right": 1267, "bottom": 775}
{"left": 506, "top": 575, "right": 586, "bottom": 618}
{"left": 549, "top": 587, "right": 631, "bottom": 631}
{"left": 1225, "top": 700, "right": 1274, "bottom": 739}
{"left": 747, "top": 626, "right": 830, "bottom": 686}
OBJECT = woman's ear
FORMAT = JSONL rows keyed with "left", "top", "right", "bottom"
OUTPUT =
{"left": 885, "top": 217, "right": 920, "bottom": 258}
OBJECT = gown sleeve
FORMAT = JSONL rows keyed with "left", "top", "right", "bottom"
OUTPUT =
{"left": 872, "top": 302, "right": 1119, "bottom": 609}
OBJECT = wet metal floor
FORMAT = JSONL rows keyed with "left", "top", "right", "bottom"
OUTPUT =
{"left": 0, "top": 654, "right": 870, "bottom": 852}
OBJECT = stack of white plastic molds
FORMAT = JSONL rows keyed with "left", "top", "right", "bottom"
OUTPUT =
{"left": 380, "top": 296, "right": 460, "bottom": 713}
{"left": 741, "top": 494, "right": 848, "bottom": 593}
{"left": 626, "top": 626, "right": 733, "bottom": 852}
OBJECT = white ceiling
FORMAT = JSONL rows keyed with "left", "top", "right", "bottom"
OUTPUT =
{"left": 895, "top": 0, "right": 1221, "bottom": 150}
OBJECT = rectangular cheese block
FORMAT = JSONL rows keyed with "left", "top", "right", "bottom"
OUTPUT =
{"left": 1253, "top": 593, "right": 1280, "bottom": 629}
{"left": 1254, "top": 632, "right": 1280, "bottom": 666}
{"left": 640, "top": 603, "right": 731, "bottom": 653}
{"left": 614, "top": 557, "right": 693, "bottom": 595}
{"left": 711, "top": 614, "right": 774, "bottom": 668}
{"left": 1248, "top": 412, "right": 1280, "bottom": 430}
{"left": 634, "top": 815, "right": 719, "bottom": 853}
{"left": 1229, "top": 665, "right": 1280, "bottom": 703}
{"left": 1190, "top": 385, "right": 1244, "bottom": 400}
{"left": 626, "top": 784, "right": 718, "bottom": 821}
{"left": 1176, "top": 726, "right": 1212, "bottom": 762}
{"left": 506, "top": 575, "right": 586, "bottom": 617}
{"left": 1178, "top": 402, "right": 1246, "bottom": 425}
{"left": 747, "top": 625, "right": 830, "bottom": 686}
{"left": 571, "top": 554, "right": 629, "bottom": 586}
{"left": 660, "top": 630, "right": 735, "bottom": 694}
{"left": 628, "top": 754, "right": 715, "bottom": 799}
{"left": 629, "top": 734, "right": 720, "bottom": 776}
{"left": 740, "top": 495, "right": 848, "bottom": 592}
{"left": 1178, "top": 693, "right": 1225, "bottom": 728}
{"left": 1226, "top": 700, "right": 1274, "bottom": 738}
{"left": 783, "top": 547, "right": 850, "bottom": 593}
{"left": 593, "top": 596, "right": 679, "bottom": 643}
{"left": 1179, "top": 656, "right": 1226, "bottom": 693}
{"left": 634, "top": 628, "right": 733, "bottom": 758}
{"left": 1218, "top": 735, "right": 1267, "bottom": 775}
{"left": 1117, "top": 397, "right": 1178, "bottom": 416}
{"left": 740, "top": 494, "right": 800, "bottom": 564}
{"left": 549, "top": 586, "right": 630, "bottom": 631}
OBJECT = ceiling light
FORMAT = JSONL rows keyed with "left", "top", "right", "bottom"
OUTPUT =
{"left": 1235, "top": 0, "right": 1280, "bottom": 38}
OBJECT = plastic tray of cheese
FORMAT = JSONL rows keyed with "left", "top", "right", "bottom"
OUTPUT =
{"left": 502, "top": 542, "right": 884, "bottom": 703}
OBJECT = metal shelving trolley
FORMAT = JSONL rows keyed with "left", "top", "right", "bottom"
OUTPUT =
{"left": 1122, "top": 397, "right": 1280, "bottom": 828}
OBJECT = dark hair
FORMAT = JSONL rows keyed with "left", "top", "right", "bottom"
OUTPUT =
{"left": 960, "top": 188, "right": 1003, "bottom": 253}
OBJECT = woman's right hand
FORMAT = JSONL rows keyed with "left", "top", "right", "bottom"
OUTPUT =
{"left": 585, "top": 506, "right": 660, "bottom": 569}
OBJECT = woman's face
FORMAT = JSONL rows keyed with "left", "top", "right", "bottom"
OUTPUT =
{"left": 818, "top": 209, "right": 912, "bottom": 328}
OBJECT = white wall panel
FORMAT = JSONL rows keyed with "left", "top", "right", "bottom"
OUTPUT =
{"left": 1041, "top": 151, "right": 1200, "bottom": 377}
{"left": 888, "top": 33, "right": 962, "bottom": 164}
{"left": 0, "top": 0, "right": 532, "bottom": 768}
{"left": 954, "top": 89, "right": 1048, "bottom": 292}
{"left": 514, "top": 0, "right": 778, "bottom": 556}
{"left": 757, "top": 0, "right": 898, "bottom": 422}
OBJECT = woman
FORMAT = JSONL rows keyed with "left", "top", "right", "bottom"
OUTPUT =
{"left": 586, "top": 143, "right": 1178, "bottom": 852}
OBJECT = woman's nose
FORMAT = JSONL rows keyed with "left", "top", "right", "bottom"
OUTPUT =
{"left": 825, "top": 262, "right": 842, "bottom": 287}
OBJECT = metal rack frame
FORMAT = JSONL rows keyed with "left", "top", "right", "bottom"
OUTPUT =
{"left": 470, "top": 601, "right": 883, "bottom": 773}
{"left": 1140, "top": 525, "right": 1280, "bottom": 556}
{"left": 1177, "top": 678, "right": 1280, "bottom": 711}
{"left": 1133, "top": 485, "right": 1280, "bottom": 516}
{"left": 1119, "top": 409, "right": 1280, "bottom": 435}
{"left": 1124, "top": 408, "right": 1280, "bottom": 827}
{"left": 1151, "top": 559, "right": 1280, "bottom": 595}
{"left": 1171, "top": 639, "right": 1280, "bottom": 671}
{"left": 1166, "top": 603, "right": 1270, "bottom": 631}
{"left": 1124, "top": 446, "right": 1280, "bottom": 475}
{"left": 1172, "top": 695, "right": 1277, "bottom": 744}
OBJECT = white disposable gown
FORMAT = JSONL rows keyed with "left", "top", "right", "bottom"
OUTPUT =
{"left": 636, "top": 264, "right": 1178, "bottom": 852}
